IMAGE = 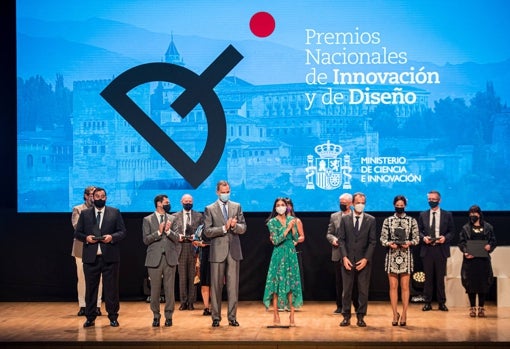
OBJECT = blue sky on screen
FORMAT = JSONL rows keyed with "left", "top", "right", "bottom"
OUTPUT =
{"left": 17, "top": 0, "right": 510, "bottom": 65}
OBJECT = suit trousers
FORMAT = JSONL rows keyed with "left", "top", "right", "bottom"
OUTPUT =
{"left": 148, "top": 255, "right": 176, "bottom": 320}
{"left": 178, "top": 243, "right": 196, "bottom": 305}
{"left": 83, "top": 255, "right": 120, "bottom": 322}
{"left": 422, "top": 246, "right": 447, "bottom": 304}
{"left": 75, "top": 256, "right": 102, "bottom": 308}
{"left": 210, "top": 252, "right": 239, "bottom": 322}
{"left": 341, "top": 265, "right": 371, "bottom": 318}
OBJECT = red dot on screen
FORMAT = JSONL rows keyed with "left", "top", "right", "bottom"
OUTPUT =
{"left": 249, "top": 12, "right": 275, "bottom": 38}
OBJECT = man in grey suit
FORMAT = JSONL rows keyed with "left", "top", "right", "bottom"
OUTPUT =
{"left": 172, "top": 193, "right": 204, "bottom": 311}
{"left": 74, "top": 187, "right": 127, "bottom": 328}
{"left": 142, "top": 194, "right": 180, "bottom": 327}
{"left": 338, "top": 192, "right": 377, "bottom": 328}
{"left": 204, "top": 180, "right": 247, "bottom": 327}
{"left": 326, "top": 192, "right": 356, "bottom": 314}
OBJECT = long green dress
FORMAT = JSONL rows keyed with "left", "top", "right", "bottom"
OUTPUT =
{"left": 263, "top": 215, "right": 303, "bottom": 309}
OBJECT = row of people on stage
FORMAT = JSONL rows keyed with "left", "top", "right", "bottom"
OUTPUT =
{"left": 71, "top": 183, "right": 497, "bottom": 329}
{"left": 326, "top": 190, "right": 497, "bottom": 328}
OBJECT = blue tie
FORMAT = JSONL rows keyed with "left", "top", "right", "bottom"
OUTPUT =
{"left": 222, "top": 204, "right": 228, "bottom": 221}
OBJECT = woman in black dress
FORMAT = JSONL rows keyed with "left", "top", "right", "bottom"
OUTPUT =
{"left": 458, "top": 205, "right": 497, "bottom": 318}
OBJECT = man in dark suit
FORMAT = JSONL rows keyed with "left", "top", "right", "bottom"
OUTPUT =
{"left": 204, "top": 180, "right": 247, "bottom": 327}
{"left": 142, "top": 194, "right": 180, "bottom": 327}
{"left": 417, "top": 190, "right": 454, "bottom": 312}
{"left": 74, "top": 187, "right": 127, "bottom": 328}
{"left": 172, "top": 193, "right": 204, "bottom": 311}
{"left": 326, "top": 192, "right": 358, "bottom": 314}
{"left": 71, "top": 185, "right": 102, "bottom": 317}
{"left": 338, "top": 192, "right": 377, "bottom": 327}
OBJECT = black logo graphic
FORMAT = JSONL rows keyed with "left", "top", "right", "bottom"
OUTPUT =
{"left": 101, "top": 45, "right": 243, "bottom": 188}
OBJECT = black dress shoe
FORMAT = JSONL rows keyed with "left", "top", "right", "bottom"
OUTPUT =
{"left": 83, "top": 320, "right": 95, "bottom": 328}
{"left": 152, "top": 319, "right": 160, "bottom": 327}
{"left": 110, "top": 320, "right": 120, "bottom": 327}
{"left": 77, "top": 307, "right": 86, "bottom": 316}
{"left": 164, "top": 319, "right": 172, "bottom": 327}
{"left": 146, "top": 296, "right": 151, "bottom": 303}
{"left": 159, "top": 296, "right": 166, "bottom": 303}
{"left": 188, "top": 303, "right": 194, "bottom": 310}
{"left": 179, "top": 303, "right": 188, "bottom": 311}
{"left": 212, "top": 319, "right": 220, "bottom": 327}
{"left": 203, "top": 308, "right": 212, "bottom": 316}
{"left": 95, "top": 307, "right": 102, "bottom": 316}
{"left": 357, "top": 318, "right": 367, "bottom": 327}
{"left": 422, "top": 303, "right": 432, "bottom": 311}
{"left": 229, "top": 320, "right": 240, "bottom": 326}
{"left": 438, "top": 303, "right": 449, "bottom": 311}
{"left": 340, "top": 318, "right": 350, "bottom": 327}
{"left": 333, "top": 308, "right": 342, "bottom": 314}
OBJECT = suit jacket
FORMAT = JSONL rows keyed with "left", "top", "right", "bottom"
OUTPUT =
{"left": 326, "top": 211, "right": 343, "bottom": 262}
{"left": 203, "top": 200, "right": 247, "bottom": 262}
{"left": 74, "top": 206, "right": 127, "bottom": 264}
{"left": 417, "top": 208, "right": 454, "bottom": 258}
{"left": 338, "top": 212, "right": 377, "bottom": 264}
{"left": 142, "top": 212, "right": 180, "bottom": 267}
{"left": 71, "top": 202, "right": 90, "bottom": 258}
{"left": 171, "top": 210, "right": 204, "bottom": 255}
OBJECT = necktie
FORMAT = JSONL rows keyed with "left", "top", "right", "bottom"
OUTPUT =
{"left": 160, "top": 214, "right": 165, "bottom": 223}
{"left": 96, "top": 211, "right": 101, "bottom": 229}
{"left": 430, "top": 212, "right": 436, "bottom": 238}
{"left": 186, "top": 212, "right": 191, "bottom": 225}
{"left": 354, "top": 216, "right": 360, "bottom": 232}
{"left": 222, "top": 203, "right": 228, "bottom": 221}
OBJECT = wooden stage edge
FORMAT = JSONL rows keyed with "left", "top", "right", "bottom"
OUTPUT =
{"left": 1, "top": 301, "right": 510, "bottom": 349}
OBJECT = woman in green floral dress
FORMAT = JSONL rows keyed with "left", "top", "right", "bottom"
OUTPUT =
{"left": 263, "top": 198, "right": 303, "bottom": 326}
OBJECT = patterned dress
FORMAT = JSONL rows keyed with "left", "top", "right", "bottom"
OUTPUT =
{"left": 380, "top": 214, "right": 420, "bottom": 274}
{"left": 263, "top": 215, "right": 303, "bottom": 309}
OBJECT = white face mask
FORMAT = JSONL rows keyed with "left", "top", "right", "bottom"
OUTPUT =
{"left": 354, "top": 203, "right": 365, "bottom": 213}
{"left": 275, "top": 206, "right": 287, "bottom": 215}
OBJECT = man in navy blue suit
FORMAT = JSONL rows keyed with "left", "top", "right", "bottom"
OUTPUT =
{"left": 74, "top": 187, "right": 127, "bottom": 328}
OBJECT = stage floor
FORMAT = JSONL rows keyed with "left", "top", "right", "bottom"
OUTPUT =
{"left": 1, "top": 301, "right": 509, "bottom": 348}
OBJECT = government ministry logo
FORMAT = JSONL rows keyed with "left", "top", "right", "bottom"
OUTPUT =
{"left": 305, "top": 141, "right": 352, "bottom": 190}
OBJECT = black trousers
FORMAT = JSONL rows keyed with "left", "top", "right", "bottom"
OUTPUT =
{"left": 84, "top": 255, "right": 120, "bottom": 321}
{"left": 421, "top": 247, "right": 447, "bottom": 304}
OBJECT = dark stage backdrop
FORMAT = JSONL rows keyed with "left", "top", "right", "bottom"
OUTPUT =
{"left": 0, "top": 211, "right": 507, "bottom": 302}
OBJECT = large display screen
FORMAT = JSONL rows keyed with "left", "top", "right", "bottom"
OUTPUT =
{"left": 16, "top": 0, "right": 510, "bottom": 212}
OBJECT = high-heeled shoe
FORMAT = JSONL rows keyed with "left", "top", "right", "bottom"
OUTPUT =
{"left": 392, "top": 312, "right": 400, "bottom": 326}
{"left": 399, "top": 314, "right": 407, "bottom": 326}
{"left": 289, "top": 314, "right": 295, "bottom": 327}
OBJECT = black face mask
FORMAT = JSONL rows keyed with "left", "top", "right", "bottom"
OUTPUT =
{"left": 340, "top": 204, "right": 348, "bottom": 212}
{"left": 469, "top": 215, "right": 479, "bottom": 224}
{"left": 94, "top": 199, "right": 106, "bottom": 208}
{"left": 395, "top": 207, "right": 405, "bottom": 214}
{"left": 428, "top": 201, "right": 439, "bottom": 209}
{"left": 162, "top": 204, "right": 171, "bottom": 213}
{"left": 183, "top": 203, "right": 193, "bottom": 211}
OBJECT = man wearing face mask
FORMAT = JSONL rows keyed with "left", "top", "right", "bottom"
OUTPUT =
{"left": 71, "top": 185, "right": 103, "bottom": 317}
{"left": 326, "top": 193, "right": 359, "bottom": 314}
{"left": 417, "top": 190, "right": 455, "bottom": 312}
{"left": 204, "top": 180, "right": 247, "bottom": 327}
{"left": 172, "top": 194, "right": 204, "bottom": 311}
{"left": 337, "top": 192, "right": 376, "bottom": 328}
{"left": 74, "top": 187, "right": 127, "bottom": 328}
{"left": 143, "top": 194, "right": 180, "bottom": 327}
